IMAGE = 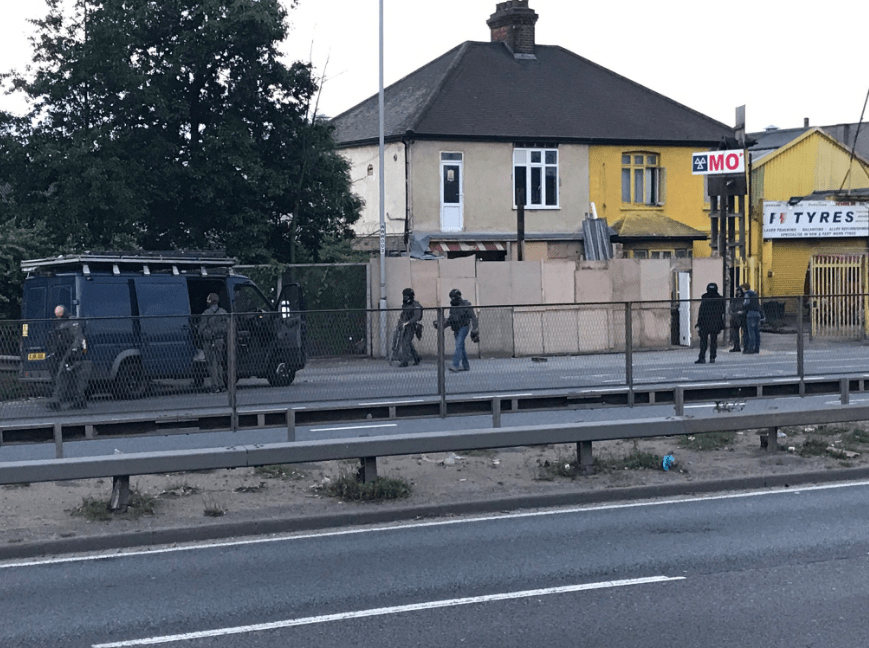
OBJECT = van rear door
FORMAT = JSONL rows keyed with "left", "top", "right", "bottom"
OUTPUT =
{"left": 133, "top": 277, "right": 196, "bottom": 378}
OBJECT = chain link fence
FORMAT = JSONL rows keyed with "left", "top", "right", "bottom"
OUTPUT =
{"left": 3, "top": 295, "right": 869, "bottom": 422}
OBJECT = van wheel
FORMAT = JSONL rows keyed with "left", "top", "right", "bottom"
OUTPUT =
{"left": 267, "top": 357, "right": 296, "bottom": 387}
{"left": 112, "top": 359, "right": 148, "bottom": 399}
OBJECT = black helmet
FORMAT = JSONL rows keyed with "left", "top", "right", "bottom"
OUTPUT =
{"left": 706, "top": 283, "right": 718, "bottom": 293}
{"left": 448, "top": 289, "right": 461, "bottom": 300}
{"left": 402, "top": 288, "right": 414, "bottom": 299}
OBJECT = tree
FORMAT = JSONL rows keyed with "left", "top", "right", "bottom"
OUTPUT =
{"left": 2, "top": 0, "right": 360, "bottom": 265}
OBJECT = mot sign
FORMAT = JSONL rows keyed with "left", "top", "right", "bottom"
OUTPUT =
{"left": 692, "top": 149, "right": 745, "bottom": 175}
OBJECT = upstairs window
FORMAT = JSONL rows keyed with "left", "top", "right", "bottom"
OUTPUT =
{"left": 621, "top": 153, "right": 664, "bottom": 206}
{"left": 514, "top": 148, "right": 558, "bottom": 208}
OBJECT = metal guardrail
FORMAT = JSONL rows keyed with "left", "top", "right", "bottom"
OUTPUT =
{"left": 3, "top": 401, "right": 869, "bottom": 487}
{"left": 2, "top": 373, "right": 866, "bottom": 449}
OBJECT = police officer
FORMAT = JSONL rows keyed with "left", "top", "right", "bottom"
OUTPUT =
{"left": 695, "top": 283, "right": 725, "bottom": 364}
{"left": 441, "top": 288, "right": 479, "bottom": 372}
{"left": 728, "top": 283, "right": 746, "bottom": 352}
{"left": 48, "top": 305, "right": 90, "bottom": 409}
{"left": 198, "top": 293, "right": 228, "bottom": 392}
{"left": 743, "top": 285, "right": 763, "bottom": 354}
{"left": 397, "top": 288, "right": 423, "bottom": 367}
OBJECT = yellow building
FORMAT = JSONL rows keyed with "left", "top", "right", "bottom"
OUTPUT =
{"left": 748, "top": 127, "right": 869, "bottom": 298}
{"left": 589, "top": 146, "right": 712, "bottom": 260}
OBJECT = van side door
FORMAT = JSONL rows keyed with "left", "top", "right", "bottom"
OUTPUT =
{"left": 133, "top": 277, "right": 196, "bottom": 378}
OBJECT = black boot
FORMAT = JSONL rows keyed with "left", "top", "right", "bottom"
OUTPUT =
{"left": 695, "top": 357, "right": 705, "bottom": 364}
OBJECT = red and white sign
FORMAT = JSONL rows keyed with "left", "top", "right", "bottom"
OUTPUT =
{"left": 692, "top": 149, "right": 745, "bottom": 175}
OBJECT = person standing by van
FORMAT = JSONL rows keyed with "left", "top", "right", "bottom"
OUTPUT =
{"left": 199, "top": 293, "right": 228, "bottom": 392}
{"left": 444, "top": 288, "right": 479, "bottom": 372}
{"left": 48, "top": 305, "right": 90, "bottom": 409}
{"left": 397, "top": 287, "right": 423, "bottom": 367}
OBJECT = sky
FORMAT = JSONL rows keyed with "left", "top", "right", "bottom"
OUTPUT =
{"left": 1, "top": 0, "right": 867, "bottom": 135}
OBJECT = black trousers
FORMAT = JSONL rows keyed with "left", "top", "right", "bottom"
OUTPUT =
{"left": 698, "top": 329, "right": 719, "bottom": 360}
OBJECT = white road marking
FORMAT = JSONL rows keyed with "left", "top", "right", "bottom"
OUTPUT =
{"left": 7, "top": 479, "right": 869, "bottom": 572}
{"left": 825, "top": 398, "right": 869, "bottom": 405}
{"left": 91, "top": 576, "right": 684, "bottom": 647}
{"left": 356, "top": 399, "right": 426, "bottom": 406}
{"left": 310, "top": 423, "right": 398, "bottom": 432}
{"left": 472, "top": 393, "right": 531, "bottom": 399}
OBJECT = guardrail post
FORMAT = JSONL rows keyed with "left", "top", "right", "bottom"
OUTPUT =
{"left": 359, "top": 456, "right": 377, "bottom": 483}
{"left": 797, "top": 295, "right": 805, "bottom": 380}
{"left": 228, "top": 313, "right": 238, "bottom": 432}
{"left": 437, "top": 307, "right": 446, "bottom": 417}
{"left": 765, "top": 426, "right": 778, "bottom": 453}
{"left": 841, "top": 378, "right": 850, "bottom": 405}
{"left": 492, "top": 398, "right": 501, "bottom": 428}
{"left": 109, "top": 475, "right": 131, "bottom": 512}
{"left": 53, "top": 422, "right": 64, "bottom": 459}
{"left": 576, "top": 440, "right": 593, "bottom": 470}
{"left": 286, "top": 409, "right": 296, "bottom": 442}
{"left": 674, "top": 386, "right": 684, "bottom": 417}
{"left": 625, "top": 302, "right": 634, "bottom": 405}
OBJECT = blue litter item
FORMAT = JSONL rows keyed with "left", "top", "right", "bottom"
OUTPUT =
{"left": 662, "top": 455, "right": 675, "bottom": 471}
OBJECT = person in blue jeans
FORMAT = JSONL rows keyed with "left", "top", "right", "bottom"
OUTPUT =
{"left": 443, "top": 288, "right": 479, "bottom": 372}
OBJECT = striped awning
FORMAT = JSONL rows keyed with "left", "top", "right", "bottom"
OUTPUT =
{"left": 429, "top": 241, "right": 507, "bottom": 253}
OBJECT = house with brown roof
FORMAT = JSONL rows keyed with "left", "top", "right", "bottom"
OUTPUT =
{"left": 330, "top": 1, "right": 733, "bottom": 262}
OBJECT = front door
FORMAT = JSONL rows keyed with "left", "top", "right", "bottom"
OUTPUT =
{"left": 678, "top": 272, "right": 692, "bottom": 346}
{"left": 440, "top": 153, "right": 463, "bottom": 231}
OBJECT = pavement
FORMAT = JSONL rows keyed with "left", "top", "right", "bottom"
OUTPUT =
{"left": 3, "top": 426, "right": 869, "bottom": 561}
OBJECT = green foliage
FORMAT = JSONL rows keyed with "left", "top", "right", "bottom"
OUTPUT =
{"left": 678, "top": 431, "right": 737, "bottom": 451}
{"left": 0, "top": 0, "right": 362, "bottom": 306}
{"left": 317, "top": 470, "right": 412, "bottom": 502}
{"left": 70, "top": 489, "right": 157, "bottom": 521}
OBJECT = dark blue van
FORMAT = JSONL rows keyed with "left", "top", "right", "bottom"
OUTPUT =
{"left": 19, "top": 252, "right": 305, "bottom": 398}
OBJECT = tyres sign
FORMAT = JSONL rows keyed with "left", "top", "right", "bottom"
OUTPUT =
{"left": 692, "top": 149, "right": 745, "bottom": 175}
{"left": 763, "top": 201, "right": 869, "bottom": 239}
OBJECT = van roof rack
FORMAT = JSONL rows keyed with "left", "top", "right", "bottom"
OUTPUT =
{"left": 22, "top": 252, "right": 237, "bottom": 276}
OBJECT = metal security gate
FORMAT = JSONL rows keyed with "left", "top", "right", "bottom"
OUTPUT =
{"left": 810, "top": 252, "right": 868, "bottom": 337}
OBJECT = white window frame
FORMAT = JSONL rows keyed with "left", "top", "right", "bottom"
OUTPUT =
{"left": 513, "top": 147, "right": 559, "bottom": 209}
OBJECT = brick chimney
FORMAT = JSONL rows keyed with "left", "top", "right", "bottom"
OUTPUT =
{"left": 487, "top": 1, "right": 539, "bottom": 56}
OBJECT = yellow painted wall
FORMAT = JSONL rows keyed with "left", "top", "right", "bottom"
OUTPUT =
{"left": 589, "top": 146, "right": 711, "bottom": 257}
{"left": 751, "top": 130, "right": 869, "bottom": 297}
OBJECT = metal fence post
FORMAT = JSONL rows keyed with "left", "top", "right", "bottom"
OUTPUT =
{"left": 286, "top": 409, "right": 296, "bottom": 442}
{"left": 437, "top": 307, "right": 446, "bottom": 417}
{"left": 797, "top": 295, "right": 805, "bottom": 380}
{"left": 53, "top": 422, "right": 63, "bottom": 459}
{"left": 228, "top": 313, "right": 237, "bottom": 432}
{"left": 625, "top": 302, "right": 634, "bottom": 404}
{"left": 492, "top": 397, "right": 501, "bottom": 428}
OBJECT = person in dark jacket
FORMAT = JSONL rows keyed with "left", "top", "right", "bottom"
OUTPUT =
{"left": 729, "top": 284, "right": 746, "bottom": 352}
{"left": 48, "top": 305, "right": 90, "bottom": 409}
{"left": 695, "top": 282, "right": 725, "bottom": 364}
{"left": 743, "top": 285, "right": 763, "bottom": 354}
{"left": 198, "top": 293, "right": 228, "bottom": 392}
{"left": 438, "top": 288, "right": 479, "bottom": 372}
{"left": 397, "top": 287, "right": 423, "bottom": 367}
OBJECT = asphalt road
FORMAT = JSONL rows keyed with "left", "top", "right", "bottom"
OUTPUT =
{"left": 3, "top": 480, "right": 869, "bottom": 647}
{"left": 3, "top": 334, "right": 869, "bottom": 424}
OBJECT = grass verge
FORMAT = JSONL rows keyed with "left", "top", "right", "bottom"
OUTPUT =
{"left": 70, "top": 490, "right": 157, "bottom": 522}
{"left": 317, "top": 470, "right": 412, "bottom": 502}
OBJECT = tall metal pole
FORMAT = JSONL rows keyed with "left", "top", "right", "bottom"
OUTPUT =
{"left": 378, "top": 0, "right": 387, "bottom": 357}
